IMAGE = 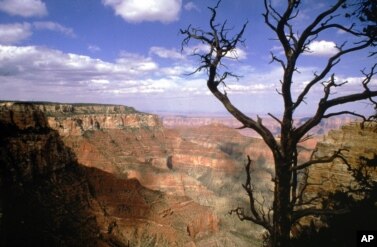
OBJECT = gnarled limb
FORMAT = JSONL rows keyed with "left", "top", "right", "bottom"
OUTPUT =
{"left": 229, "top": 156, "right": 273, "bottom": 233}
{"left": 292, "top": 148, "right": 349, "bottom": 171}
{"left": 180, "top": 0, "right": 279, "bottom": 152}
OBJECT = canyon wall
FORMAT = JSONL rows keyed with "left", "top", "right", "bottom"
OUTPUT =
{"left": 0, "top": 103, "right": 105, "bottom": 246}
{"left": 2, "top": 101, "right": 371, "bottom": 246}
{"left": 0, "top": 102, "right": 220, "bottom": 247}
{"left": 162, "top": 115, "right": 355, "bottom": 138}
{"left": 306, "top": 122, "right": 377, "bottom": 196}
{"left": 1, "top": 101, "right": 160, "bottom": 136}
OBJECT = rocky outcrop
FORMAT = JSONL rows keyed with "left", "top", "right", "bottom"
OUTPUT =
{"left": 0, "top": 102, "right": 220, "bottom": 246}
{"left": 0, "top": 101, "right": 161, "bottom": 137}
{"left": 48, "top": 113, "right": 160, "bottom": 137}
{"left": 0, "top": 104, "right": 104, "bottom": 246}
{"left": 7, "top": 102, "right": 354, "bottom": 246}
{"left": 306, "top": 122, "right": 377, "bottom": 196}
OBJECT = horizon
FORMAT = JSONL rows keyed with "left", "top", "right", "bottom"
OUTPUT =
{"left": 0, "top": 99, "right": 360, "bottom": 121}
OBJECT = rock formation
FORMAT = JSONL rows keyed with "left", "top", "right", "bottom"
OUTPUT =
{"left": 2, "top": 101, "right": 364, "bottom": 246}
{"left": 162, "top": 115, "right": 355, "bottom": 138}
{"left": 306, "top": 122, "right": 377, "bottom": 196}
{"left": 0, "top": 102, "right": 220, "bottom": 246}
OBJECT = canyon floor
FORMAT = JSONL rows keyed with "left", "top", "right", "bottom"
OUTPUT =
{"left": 1, "top": 102, "right": 375, "bottom": 246}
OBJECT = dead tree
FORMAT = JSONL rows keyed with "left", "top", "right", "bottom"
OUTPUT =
{"left": 180, "top": 0, "right": 377, "bottom": 246}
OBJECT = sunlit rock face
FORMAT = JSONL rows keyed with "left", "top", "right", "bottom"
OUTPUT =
{"left": 46, "top": 110, "right": 276, "bottom": 245}
{"left": 0, "top": 102, "right": 272, "bottom": 245}
{"left": 3, "top": 101, "right": 361, "bottom": 246}
{"left": 0, "top": 102, "right": 160, "bottom": 135}
{"left": 0, "top": 102, "right": 220, "bottom": 247}
{"left": 306, "top": 122, "right": 377, "bottom": 196}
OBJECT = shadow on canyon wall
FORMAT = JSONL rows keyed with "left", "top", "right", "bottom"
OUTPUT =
{"left": 0, "top": 105, "right": 219, "bottom": 247}
{"left": 2, "top": 102, "right": 375, "bottom": 247}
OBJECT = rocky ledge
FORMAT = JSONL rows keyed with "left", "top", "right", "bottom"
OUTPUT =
{"left": 0, "top": 101, "right": 161, "bottom": 136}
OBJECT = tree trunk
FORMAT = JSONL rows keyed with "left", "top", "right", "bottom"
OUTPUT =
{"left": 271, "top": 159, "right": 292, "bottom": 247}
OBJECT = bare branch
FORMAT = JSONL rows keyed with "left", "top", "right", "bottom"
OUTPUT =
{"left": 268, "top": 113, "right": 283, "bottom": 125}
{"left": 292, "top": 207, "right": 349, "bottom": 224}
{"left": 296, "top": 0, "right": 346, "bottom": 55}
{"left": 299, "top": 134, "right": 314, "bottom": 143}
{"left": 323, "top": 111, "right": 367, "bottom": 120}
{"left": 295, "top": 62, "right": 377, "bottom": 141}
{"left": 182, "top": 1, "right": 377, "bottom": 244}
{"left": 311, "top": 23, "right": 360, "bottom": 36}
{"left": 269, "top": 51, "right": 286, "bottom": 69}
{"left": 181, "top": 0, "right": 279, "bottom": 152}
{"left": 229, "top": 156, "right": 273, "bottom": 233}
{"left": 294, "top": 40, "right": 374, "bottom": 111}
{"left": 292, "top": 148, "right": 349, "bottom": 171}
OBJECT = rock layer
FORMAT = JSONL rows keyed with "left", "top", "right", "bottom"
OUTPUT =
{"left": 3, "top": 101, "right": 364, "bottom": 246}
{"left": 0, "top": 102, "right": 220, "bottom": 246}
{"left": 306, "top": 122, "right": 377, "bottom": 195}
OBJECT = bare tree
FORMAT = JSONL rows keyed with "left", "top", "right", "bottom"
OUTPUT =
{"left": 180, "top": 0, "right": 377, "bottom": 246}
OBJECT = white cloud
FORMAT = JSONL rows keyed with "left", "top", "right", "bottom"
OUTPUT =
{"left": 305, "top": 40, "right": 338, "bottom": 56}
{"left": 184, "top": 2, "right": 199, "bottom": 11}
{"left": 0, "top": 45, "right": 170, "bottom": 102}
{"left": 149, "top": 46, "right": 184, "bottom": 60}
{"left": 226, "top": 83, "right": 276, "bottom": 95}
{"left": 183, "top": 43, "right": 248, "bottom": 60}
{"left": 0, "top": 44, "right": 374, "bottom": 114}
{"left": 88, "top": 45, "right": 101, "bottom": 53}
{"left": 102, "top": 0, "right": 182, "bottom": 23}
{"left": 116, "top": 52, "right": 159, "bottom": 72}
{"left": 226, "top": 47, "right": 248, "bottom": 60}
{"left": 332, "top": 76, "right": 377, "bottom": 92}
{"left": 33, "top": 21, "right": 76, "bottom": 37}
{"left": 0, "top": 23, "right": 32, "bottom": 44}
{"left": 0, "top": 22, "right": 75, "bottom": 45}
{"left": 0, "top": 0, "right": 47, "bottom": 17}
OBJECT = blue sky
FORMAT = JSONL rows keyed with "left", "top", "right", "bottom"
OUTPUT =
{"left": 0, "top": 0, "right": 376, "bottom": 116}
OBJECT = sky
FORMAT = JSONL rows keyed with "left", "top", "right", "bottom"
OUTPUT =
{"left": 0, "top": 0, "right": 376, "bottom": 116}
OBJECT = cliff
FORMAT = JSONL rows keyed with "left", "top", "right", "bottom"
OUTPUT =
{"left": 0, "top": 101, "right": 160, "bottom": 137}
{"left": 306, "top": 122, "right": 377, "bottom": 196}
{"left": 0, "top": 103, "right": 104, "bottom": 246}
{"left": 6, "top": 101, "right": 354, "bottom": 246}
{"left": 0, "top": 102, "right": 220, "bottom": 246}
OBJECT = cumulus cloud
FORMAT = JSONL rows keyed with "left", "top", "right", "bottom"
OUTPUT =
{"left": 0, "top": 23, "right": 32, "bottom": 44}
{"left": 184, "top": 2, "right": 199, "bottom": 11}
{"left": 33, "top": 21, "right": 76, "bottom": 37}
{"left": 0, "top": 22, "right": 75, "bottom": 45}
{"left": 0, "top": 44, "right": 373, "bottom": 114}
{"left": 149, "top": 46, "right": 184, "bottom": 60}
{"left": 183, "top": 43, "right": 248, "bottom": 60}
{"left": 331, "top": 75, "right": 377, "bottom": 93}
{"left": 116, "top": 51, "right": 159, "bottom": 72}
{"left": 0, "top": 0, "right": 47, "bottom": 17}
{"left": 226, "top": 47, "right": 248, "bottom": 60}
{"left": 305, "top": 40, "right": 338, "bottom": 56}
{"left": 102, "top": 0, "right": 182, "bottom": 23}
{"left": 0, "top": 45, "right": 176, "bottom": 102}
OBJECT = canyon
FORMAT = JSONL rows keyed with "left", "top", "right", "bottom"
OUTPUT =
{"left": 0, "top": 101, "right": 375, "bottom": 246}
